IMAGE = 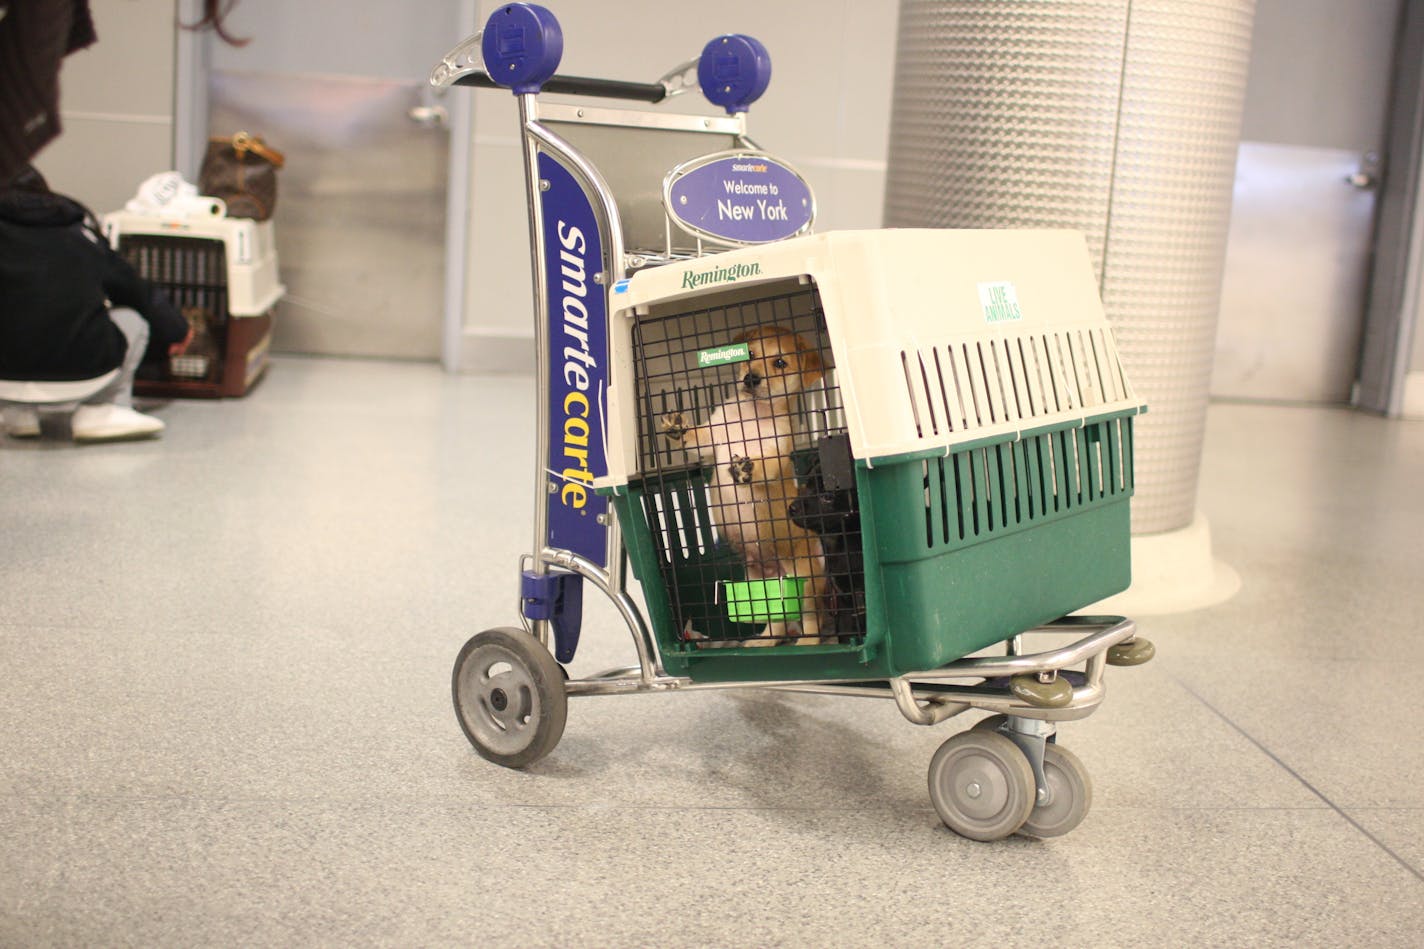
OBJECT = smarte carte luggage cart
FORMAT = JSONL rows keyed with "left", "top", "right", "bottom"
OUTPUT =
{"left": 436, "top": 4, "right": 1155, "bottom": 841}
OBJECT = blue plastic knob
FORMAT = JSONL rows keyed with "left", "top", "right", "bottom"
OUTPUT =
{"left": 482, "top": 3, "right": 563, "bottom": 95}
{"left": 698, "top": 34, "right": 772, "bottom": 114}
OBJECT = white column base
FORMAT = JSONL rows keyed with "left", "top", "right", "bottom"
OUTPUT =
{"left": 1087, "top": 512, "right": 1241, "bottom": 616}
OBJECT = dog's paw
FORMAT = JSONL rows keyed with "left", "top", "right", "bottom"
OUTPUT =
{"left": 728, "top": 455, "right": 755, "bottom": 484}
{"left": 659, "top": 412, "right": 688, "bottom": 446}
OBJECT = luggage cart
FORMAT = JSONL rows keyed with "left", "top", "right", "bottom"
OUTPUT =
{"left": 436, "top": 3, "right": 1155, "bottom": 842}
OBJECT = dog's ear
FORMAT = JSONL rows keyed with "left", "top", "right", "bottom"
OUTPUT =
{"left": 733, "top": 327, "right": 768, "bottom": 347}
{"left": 799, "top": 340, "right": 824, "bottom": 383}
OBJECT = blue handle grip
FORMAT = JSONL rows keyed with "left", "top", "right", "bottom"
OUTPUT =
{"left": 698, "top": 34, "right": 772, "bottom": 114}
{"left": 482, "top": 3, "right": 563, "bottom": 95}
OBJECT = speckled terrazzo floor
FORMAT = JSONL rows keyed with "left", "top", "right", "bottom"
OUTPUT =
{"left": 2, "top": 356, "right": 1421, "bottom": 946}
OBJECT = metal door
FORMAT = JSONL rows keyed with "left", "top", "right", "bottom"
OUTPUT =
{"left": 205, "top": 0, "right": 469, "bottom": 361}
{"left": 1212, "top": 0, "right": 1403, "bottom": 403}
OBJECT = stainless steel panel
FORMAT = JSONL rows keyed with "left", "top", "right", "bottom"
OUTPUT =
{"left": 542, "top": 120, "right": 740, "bottom": 256}
{"left": 1213, "top": 144, "right": 1376, "bottom": 403}
{"left": 209, "top": 71, "right": 448, "bottom": 360}
{"left": 884, "top": 0, "right": 1255, "bottom": 534}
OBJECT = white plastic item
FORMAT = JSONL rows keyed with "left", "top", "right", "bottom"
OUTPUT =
{"left": 123, "top": 171, "right": 227, "bottom": 219}
{"left": 1087, "top": 512, "right": 1241, "bottom": 615}
{"left": 0, "top": 369, "right": 120, "bottom": 405}
{"left": 100, "top": 209, "right": 285, "bottom": 317}
{"left": 600, "top": 228, "right": 1146, "bottom": 489}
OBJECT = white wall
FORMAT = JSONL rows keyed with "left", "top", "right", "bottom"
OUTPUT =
{"left": 1239, "top": 0, "right": 1400, "bottom": 150}
{"left": 34, "top": 0, "right": 177, "bottom": 214}
{"left": 458, "top": 0, "right": 900, "bottom": 371}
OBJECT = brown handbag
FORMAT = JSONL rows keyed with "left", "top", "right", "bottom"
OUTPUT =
{"left": 199, "top": 131, "right": 286, "bottom": 220}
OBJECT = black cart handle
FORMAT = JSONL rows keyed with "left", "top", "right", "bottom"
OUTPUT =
{"left": 454, "top": 71, "right": 667, "bottom": 104}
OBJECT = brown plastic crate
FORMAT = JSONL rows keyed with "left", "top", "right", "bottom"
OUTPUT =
{"left": 119, "top": 233, "right": 274, "bottom": 399}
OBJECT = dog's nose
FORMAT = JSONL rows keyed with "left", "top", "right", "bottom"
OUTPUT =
{"left": 742, "top": 370, "right": 762, "bottom": 392}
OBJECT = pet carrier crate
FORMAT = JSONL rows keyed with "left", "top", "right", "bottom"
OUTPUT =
{"left": 600, "top": 228, "right": 1146, "bottom": 683}
{"left": 440, "top": 3, "right": 1157, "bottom": 843}
{"left": 102, "top": 206, "right": 283, "bottom": 398}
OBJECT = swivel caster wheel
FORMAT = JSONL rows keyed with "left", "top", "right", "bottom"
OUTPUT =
{"left": 928, "top": 730, "right": 1036, "bottom": 841}
{"left": 1018, "top": 743, "right": 1092, "bottom": 838}
{"left": 452, "top": 627, "right": 567, "bottom": 768}
{"left": 971, "top": 716, "right": 1093, "bottom": 838}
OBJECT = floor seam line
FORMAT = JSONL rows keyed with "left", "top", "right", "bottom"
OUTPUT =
{"left": 1172, "top": 673, "right": 1424, "bottom": 883}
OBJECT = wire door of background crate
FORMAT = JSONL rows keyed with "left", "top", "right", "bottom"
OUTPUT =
{"left": 119, "top": 234, "right": 228, "bottom": 387}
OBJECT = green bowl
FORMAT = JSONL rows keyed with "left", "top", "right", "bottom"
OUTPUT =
{"left": 720, "top": 577, "right": 806, "bottom": 623}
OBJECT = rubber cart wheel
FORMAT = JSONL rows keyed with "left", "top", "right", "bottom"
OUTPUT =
{"left": 1018, "top": 743, "right": 1093, "bottom": 839}
{"left": 452, "top": 627, "right": 567, "bottom": 769}
{"left": 971, "top": 713, "right": 1009, "bottom": 733}
{"left": 928, "top": 730, "right": 1036, "bottom": 841}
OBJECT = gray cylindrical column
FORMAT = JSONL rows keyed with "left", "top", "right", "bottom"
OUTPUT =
{"left": 885, "top": 0, "right": 1256, "bottom": 534}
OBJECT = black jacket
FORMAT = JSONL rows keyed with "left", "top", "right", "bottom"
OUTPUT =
{"left": 0, "top": 190, "right": 187, "bottom": 380}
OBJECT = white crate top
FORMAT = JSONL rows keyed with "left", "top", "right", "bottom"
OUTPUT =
{"left": 605, "top": 228, "right": 1144, "bottom": 481}
{"left": 101, "top": 209, "right": 285, "bottom": 317}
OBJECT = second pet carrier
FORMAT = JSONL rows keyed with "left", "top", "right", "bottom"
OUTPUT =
{"left": 102, "top": 205, "right": 283, "bottom": 398}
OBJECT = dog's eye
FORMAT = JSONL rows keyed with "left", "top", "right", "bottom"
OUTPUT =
{"left": 773, "top": 357, "right": 788, "bottom": 369}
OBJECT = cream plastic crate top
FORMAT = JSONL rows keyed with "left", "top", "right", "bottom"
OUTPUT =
{"left": 101, "top": 210, "right": 285, "bottom": 317}
{"left": 602, "top": 228, "right": 1145, "bottom": 487}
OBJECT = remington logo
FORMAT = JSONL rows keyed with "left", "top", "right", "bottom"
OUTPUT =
{"left": 681, "top": 261, "right": 761, "bottom": 291}
{"left": 697, "top": 342, "right": 751, "bottom": 368}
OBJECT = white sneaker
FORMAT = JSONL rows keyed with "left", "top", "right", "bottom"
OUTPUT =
{"left": 2, "top": 406, "right": 41, "bottom": 438}
{"left": 72, "top": 404, "right": 165, "bottom": 442}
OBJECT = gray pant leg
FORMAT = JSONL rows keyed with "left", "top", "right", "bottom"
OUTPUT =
{"left": 86, "top": 307, "right": 150, "bottom": 408}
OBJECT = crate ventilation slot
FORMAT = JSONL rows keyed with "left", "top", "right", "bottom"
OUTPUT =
{"left": 900, "top": 328, "right": 1131, "bottom": 439}
{"left": 919, "top": 416, "right": 1135, "bottom": 550}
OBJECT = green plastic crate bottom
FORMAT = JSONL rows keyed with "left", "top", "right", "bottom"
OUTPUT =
{"left": 608, "top": 469, "right": 1132, "bottom": 684}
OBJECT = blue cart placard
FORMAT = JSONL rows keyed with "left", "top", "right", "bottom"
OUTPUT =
{"left": 538, "top": 152, "right": 608, "bottom": 567}
{"left": 664, "top": 151, "right": 814, "bottom": 246}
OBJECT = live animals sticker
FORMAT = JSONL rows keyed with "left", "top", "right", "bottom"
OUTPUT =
{"left": 978, "top": 282, "right": 1023, "bottom": 323}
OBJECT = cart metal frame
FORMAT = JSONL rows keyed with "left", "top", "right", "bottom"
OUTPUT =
{"left": 434, "top": 4, "right": 1152, "bottom": 841}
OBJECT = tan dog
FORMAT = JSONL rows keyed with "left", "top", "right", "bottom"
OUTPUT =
{"left": 661, "top": 326, "right": 830, "bottom": 645}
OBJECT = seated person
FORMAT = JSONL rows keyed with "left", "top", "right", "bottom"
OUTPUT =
{"left": 0, "top": 166, "right": 191, "bottom": 441}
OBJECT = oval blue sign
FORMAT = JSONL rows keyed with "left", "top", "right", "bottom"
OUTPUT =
{"left": 664, "top": 151, "right": 814, "bottom": 246}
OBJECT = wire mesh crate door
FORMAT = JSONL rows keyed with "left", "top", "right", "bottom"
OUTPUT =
{"left": 631, "top": 279, "right": 864, "bottom": 649}
{"left": 117, "top": 234, "right": 229, "bottom": 382}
